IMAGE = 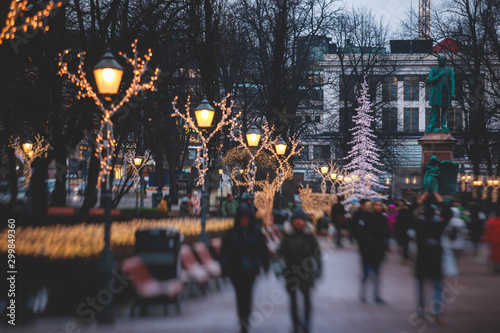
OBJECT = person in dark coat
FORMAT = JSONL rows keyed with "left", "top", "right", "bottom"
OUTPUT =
{"left": 331, "top": 198, "right": 347, "bottom": 247}
{"left": 469, "top": 201, "right": 486, "bottom": 255}
{"left": 413, "top": 192, "right": 449, "bottom": 324}
{"left": 220, "top": 202, "right": 270, "bottom": 333}
{"left": 351, "top": 199, "right": 369, "bottom": 242}
{"left": 395, "top": 204, "right": 413, "bottom": 264}
{"left": 279, "top": 208, "right": 322, "bottom": 333}
{"left": 355, "top": 198, "right": 390, "bottom": 304}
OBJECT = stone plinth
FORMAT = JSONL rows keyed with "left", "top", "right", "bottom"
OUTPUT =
{"left": 418, "top": 132, "right": 457, "bottom": 167}
{"left": 418, "top": 132, "right": 457, "bottom": 193}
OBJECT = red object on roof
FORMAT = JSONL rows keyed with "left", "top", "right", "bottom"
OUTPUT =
{"left": 433, "top": 38, "right": 461, "bottom": 53}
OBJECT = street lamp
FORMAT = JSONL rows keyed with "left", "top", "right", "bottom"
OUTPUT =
{"left": 22, "top": 140, "right": 33, "bottom": 155}
{"left": 218, "top": 168, "right": 224, "bottom": 212}
{"left": 94, "top": 49, "right": 123, "bottom": 324}
{"left": 274, "top": 138, "right": 287, "bottom": 211}
{"left": 193, "top": 97, "right": 216, "bottom": 244}
{"left": 246, "top": 126, "right": 261, "bottom": 147}
{"left": 93, "top": 49, "right": 123, "bottom": 95}
{"left": 320, "top": 166, "right": 329, "bottom": 175}
{"left": 274, "top": 138, "right": 287, "bottom": 156}
{"left": 134, "top": 156, "right": 143, "bottom": 215}
{"left": 194, "top": 97, "right": 215, "bottom": 128}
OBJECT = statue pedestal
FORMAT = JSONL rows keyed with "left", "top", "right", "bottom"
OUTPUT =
{"left": 418, "top": 132, "right": 457, "bottom": 193}
{"left": 418, "top": 132, "right": 457, "bottom": 167}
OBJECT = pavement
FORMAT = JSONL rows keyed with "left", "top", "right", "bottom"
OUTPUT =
{"left": 5, "top": 239, "right": 500, "bottom": 333}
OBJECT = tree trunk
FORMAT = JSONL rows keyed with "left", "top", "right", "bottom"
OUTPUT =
{"left": 50, "top": 147, "right": 68, "bottom": 207}
{"left": 169, "top": 167, "right": 178, "bottom": 206}
{"left": 81, "top": 152, "right": 100, "bottom": 213}
{"left": 7, "top": 147, "right": 18, "bottom": 207}
{"left": 31, "top": 158, "right": 48, "bottom": 215}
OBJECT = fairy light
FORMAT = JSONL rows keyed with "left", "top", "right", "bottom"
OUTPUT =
{"left": 0, "top": 0, "right": 64, "bottom": 45}
{"left": 228, "top": 116, "right": 278, "bottom": 195}
{"left": 9, "top": 134, "right": 50, "bottom": 187}
{"left": 124, "top": 151, "right": 150, "bottom": 188}
{"left": 58, "top": 40, "right": 160, "bottom": 183}
{"left": 172, "top": 94, "right": 234, "bottom": 188}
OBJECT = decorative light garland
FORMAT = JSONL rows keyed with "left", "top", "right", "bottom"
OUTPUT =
{"left": 0, "top": 0, "right": 64, "bottom": 44}
{"left": 9, "top": 134, "right": 50, "bottom": 186}
{"left": 58, "top": 40, "right": 160, "bottom": 183}
{"left": 172, "top": 94, "right": 234, "bottom": 188}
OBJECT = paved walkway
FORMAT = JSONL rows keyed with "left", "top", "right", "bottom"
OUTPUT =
{"left": 6, "top": 240, "right": 500, "bottom": 333}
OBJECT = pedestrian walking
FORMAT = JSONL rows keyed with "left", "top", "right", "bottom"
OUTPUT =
{"left": 351, "top": 199, "right": 369, "bottom": 242}
{"left": 441, "top": 207, "right": 467, "bottom": 262}
{"left": 395, "top": 204, "right": 413, "bottom": 264}
{"left": 220, "top": 202, "right": 270, "bottom": 333}
{"left": 386, "top": 204, "right": 398, "bottom": 236}
{"left": 469, "top": 201, "right": 487, "bottom": 255}
{"left": 355, "top": 199, "right": 390, "bottom": 304}
{"left": 222, "top": 193, "right": 239, "bottom": 217}
{"left": 347, "top": 198, "right": 360, "bottom": 242}
{"left": 279, "top": 208, "right": 322, "bottom": 333}
{"left": 413, "top": 192, "right": 449, "bottom": 325}
{"left": 331, "top": 198, "right": 347, "bottom": 247}
{"left": 191, "top": 191, "right": 201, "bottom": 216}
{"left": 484, "top": 204, "right": 500, "bottom": 274}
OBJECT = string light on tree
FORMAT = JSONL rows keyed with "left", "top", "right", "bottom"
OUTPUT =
{"left": 0, "top": 0, "right": 64, "bottom": 44}
{"left": 172, "top": 94, "right": 234, "bottom": 188}
{"left": 342, "top": 78, "right": 386, "bottom": 201}
{"left": 58, "top": 40, "right": 160, "bottom": 183}
{"left": 228, "top": 117, "right": 278, "bottom": 196}
{"left": 9, "top": 134, "right": 50, "bottom": 186}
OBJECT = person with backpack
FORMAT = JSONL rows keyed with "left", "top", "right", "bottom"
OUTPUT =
{"left": 220, "top": 202, "right": 270, "bottom": 333}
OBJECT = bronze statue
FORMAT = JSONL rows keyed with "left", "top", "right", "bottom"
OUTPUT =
{"left": 422, "top": 156, "right": 458, "bottom": 195}
{"left": 426, "top": 56, "right": 455, "bottom": 132}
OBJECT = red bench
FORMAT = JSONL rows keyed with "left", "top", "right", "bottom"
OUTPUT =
{"left": 121, "top": 256, "right": 183, "bottom": 316}
{"left": 47, "top": 207, "right": 76, "bottom": 216}
{"left": 88, "top": 208, "right": 121, "bottom": 216}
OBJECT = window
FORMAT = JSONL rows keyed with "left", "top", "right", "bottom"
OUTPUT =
{"left": 425, "top": 83, "right": 431, "bottom": 101}
{"left": 295, "top": 116, "right": 303, "bottom": 123}
{"left": 404, "top": 108, "right": 419, "bottom": 132}
{"left": 188, "top": 149, "right": 197, "bottom": 160}
{"left": 382, "top": 108, "right": 397, "bottom": 132}
{"left": 448, "top": 108, "right": 462, "bottom": 132}
{"left": 404, "top": 76, "right": 419, "bottom": 101}
{"left": 297, "top": 145, "right": 309, "bottom": 160}
{"left": 305, "top": 115, "right": 312, "bottom": 123}
{"left": 382, "top": 77, "right": 398, "bottom": 102}
{"left": 315, "top": 116, "right": 321, "bottom": 123}
{"left": 314, "top": 145, "right": 331, "bottom": 160}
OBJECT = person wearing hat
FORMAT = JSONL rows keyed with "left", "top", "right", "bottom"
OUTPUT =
{"left": 220, "top": 202, "right": 270, "bottom": 333}
{"left": 279, "top": 208, "right": 322, "bottom": 333}
{"left": 355, "top": 198, "right": 390, "bottom": 304}
{"left": 222, "top": 193, "right": 239, "bottom": 217}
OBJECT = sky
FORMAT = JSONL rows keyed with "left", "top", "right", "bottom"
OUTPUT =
{"left": 349, "top": 0, "right": 437, "bottom": 38}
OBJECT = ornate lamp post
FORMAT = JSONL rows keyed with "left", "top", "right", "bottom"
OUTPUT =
{"left": 173, "top": 95, "right": 233, "bottom": 245}
{"left": 218, "top": 168, "right": 224, "bottom": 212}
{"left": 274, "top": 138, "right": 287, "bottom": 211}
{"left": 59, "top": 41, "right": 159, "bottom": 323}
{"left": 472, "top": 177, "right": 483, "bottom": 199}
{"left": 133, "top": 156, "right": 143, "bottom": 214}
{"left": 22, "top": 140, "right": 33, "bottom": 155}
